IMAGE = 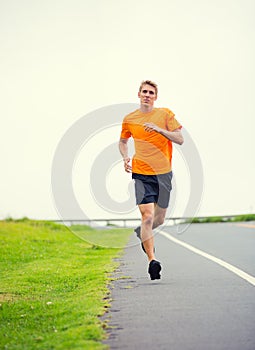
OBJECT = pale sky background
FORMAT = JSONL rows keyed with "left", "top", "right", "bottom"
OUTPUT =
{"left": 1, "top": 0, "right": 255, "bottom": 220}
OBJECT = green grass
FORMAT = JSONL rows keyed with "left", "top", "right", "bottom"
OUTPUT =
{"left": 230, "top": 214, "right": 255, "bottom": 222}
{"left": 185, "top": 213, "right": 255, "bottom": 224}
{"left": 0, "top": 219, "right": 132, "bottom": 350}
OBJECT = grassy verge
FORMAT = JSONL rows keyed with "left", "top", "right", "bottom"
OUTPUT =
{"left": 0, "top": 219, "right": 132, "bottom": 350}
{"left": 185, "top": 213, "right": 255, "bottom": 224}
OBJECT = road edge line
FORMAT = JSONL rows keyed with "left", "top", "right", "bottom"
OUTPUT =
{"left": 159, "top": 229, "right": 255, "bottom": 287}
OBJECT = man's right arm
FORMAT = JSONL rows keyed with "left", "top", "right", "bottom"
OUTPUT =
{"left": 119, "top": 138, "right": 132, "bottom": 173}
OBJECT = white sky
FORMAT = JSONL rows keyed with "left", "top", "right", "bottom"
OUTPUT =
{"left": 1, "top": 0, "right": 255, "bottom": 220}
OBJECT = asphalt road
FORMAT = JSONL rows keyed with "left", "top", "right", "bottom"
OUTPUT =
{"left": 104, "top": 223, "right": 255, "bottom": 350}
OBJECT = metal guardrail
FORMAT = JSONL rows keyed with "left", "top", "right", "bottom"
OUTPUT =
{"left": 2, "top": 214, "right": 251, "bottom": 227}
{"left": 53, "top": 218, "right": 142, "bottom": 227}
{"left": 51, "top": 215, "right": 242, "bottom": 227}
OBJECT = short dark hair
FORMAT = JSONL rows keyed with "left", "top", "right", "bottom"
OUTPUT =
{"left": 139, "top": 80, "right": 158, "bottom": 96}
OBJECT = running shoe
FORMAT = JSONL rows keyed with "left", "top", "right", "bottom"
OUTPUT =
{"left": 148, "top": 260, "right": 161, "bottom": 280}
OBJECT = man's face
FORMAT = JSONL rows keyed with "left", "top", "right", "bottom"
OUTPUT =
{"left": 138, "top": 84, "right": 157, "bottom": 107}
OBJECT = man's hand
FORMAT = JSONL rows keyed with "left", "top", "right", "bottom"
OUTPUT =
{"left": 123, "top": 157, "right": 132, "bottom": 173}
{"left": 143, "top": 123, "right": 184, "bottom": 145}
{"left": 143, "top": 122, "right": 162, "bottom": 133}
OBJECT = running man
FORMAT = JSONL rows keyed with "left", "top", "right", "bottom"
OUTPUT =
{"left": 119, "top": 80, "right": 184, "bottom": 280}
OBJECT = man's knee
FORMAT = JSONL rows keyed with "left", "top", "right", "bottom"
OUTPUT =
{"left": 142, "top": 212, "right": 154, "bottom": 226}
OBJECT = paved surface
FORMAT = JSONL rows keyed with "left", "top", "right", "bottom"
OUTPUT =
{"left": 104, "top": 223, "right": 255, "bottom": 350}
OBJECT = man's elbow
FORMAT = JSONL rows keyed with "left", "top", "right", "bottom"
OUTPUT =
{"left": 177, "top": 134, "right": 184, "bottom": 145}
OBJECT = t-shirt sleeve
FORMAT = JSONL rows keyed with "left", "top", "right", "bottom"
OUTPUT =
{"left": 120, "top": 121, "right": 131, "bottom": 139}
{"left": 164, "top": 108, "right": 182, "bottom": 131}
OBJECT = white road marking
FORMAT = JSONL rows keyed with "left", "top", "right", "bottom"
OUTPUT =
{"left": 159, "top": 229, "right": 255, "bottom": 287}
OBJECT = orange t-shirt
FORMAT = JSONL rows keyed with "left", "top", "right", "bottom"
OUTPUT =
{"left": 120, "top": 108, "right": 182, "bottom": 175}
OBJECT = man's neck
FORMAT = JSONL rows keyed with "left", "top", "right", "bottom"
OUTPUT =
{"left": 140, "top": 104, "right": 154, "bottom": 113}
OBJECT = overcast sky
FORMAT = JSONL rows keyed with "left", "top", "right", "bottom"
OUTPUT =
{"left": 1, "top": 0, "right": 255, "bottom": 220}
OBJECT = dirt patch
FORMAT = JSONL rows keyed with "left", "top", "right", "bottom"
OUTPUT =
{"left": 0, "top": 293, "right": 19, "bottom": 302}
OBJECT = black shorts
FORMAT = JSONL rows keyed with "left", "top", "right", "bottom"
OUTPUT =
{"left": 132, "top": 171, "right": 173, "bottom": 208}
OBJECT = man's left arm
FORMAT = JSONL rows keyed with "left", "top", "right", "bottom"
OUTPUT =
{"left": 143, "top": 123, "right": 184, "bottom": 145}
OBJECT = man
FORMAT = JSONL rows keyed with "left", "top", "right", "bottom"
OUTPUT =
{"left": 119, "top": 80, "right": 184, "bottom": 280}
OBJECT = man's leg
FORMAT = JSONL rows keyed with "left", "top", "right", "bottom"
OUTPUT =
{"left": 138, "top": 202, "right": 162, "bottom": 280}
{"left": 152, "top": 204, "right": 167, "bottom": 229}
{"left": 135, "top": 204, "right": 167, "bottom": 252}
{"left": 152, "top": 171, "right": 172, "bottom": 229}
{"left": 138, "top": 203, "right": 156, "bottom": 262}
